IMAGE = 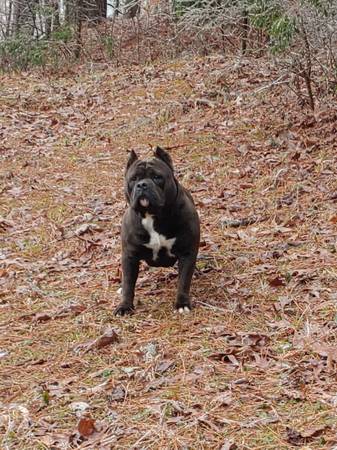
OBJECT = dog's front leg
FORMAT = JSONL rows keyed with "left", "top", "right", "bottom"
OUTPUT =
{"left": 114, "top": 254, "right": 139, "bottom": 316}
{"left": 175, "top": 254, "right": 197, "bottom": 313}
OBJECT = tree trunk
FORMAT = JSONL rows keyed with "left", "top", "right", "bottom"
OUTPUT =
{"left": 241, "top": 9, "right": 249, "bottom": 55}
{"left": 69, "top": 0, "right": 106, "bottom": 23}
{"left": 97, "top": 0, "right": 106, "bottom": 19}
{"left": 45, "top": 0, "right": 60, "bottom": 38}
{"left": 12, "top": 0, "right": 23, "bottom": 34}
{"left": 74, "top": 0, "right": 83, "bottom": 57}
{"left": 5, "top": 0, "right": 13, "bottom": 37}
{"left": 65, "top": 0, "right": 77, "bottom": 23}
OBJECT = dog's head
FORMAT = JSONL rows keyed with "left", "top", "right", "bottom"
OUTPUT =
{"left": 124, "top": 147, "right": 178, "bottom": 215}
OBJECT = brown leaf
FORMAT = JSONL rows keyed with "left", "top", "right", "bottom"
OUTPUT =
{"left": 34, "top": 313, "right": 53, "bottom": 323}
{"left": 155, "top": 359, "right": 175, "bottom": 374}
{"left": 78, "top": 417, "right": 96, "bottom": 437}
{"left": 274, "top": 296, "right": 293, "bottom": 312}
{"left": 54, "top": 303, "right": 86, "bottom": 318}
{"left": 209, "top": 352, "right": 240, "bottom": 366}
{"left": 301, "top": 425, "right": 329, "bottom": 438}
{"left": 282, "top": 388, "right": 305, "bottom": 400}
{"left": 242, "top": 414, "right": 279, "bottom": 428}
{"left": 75, "top": 328, "right": 120, "bottom": 354}
{"left": 311, "top": 342, "right": 337, "bottom": 369}
{"left": 286, "top": 425, "right": 329, "bottom": 445}
{"left": 0, "top": 217, "right": 15, "bottom": 230}
{"left": 269, "top": 276, "right": 286, "bottom": 287}
{"left": 220, "top": 441, "right": 237, "bottom": 450}
{"left": 75, "top": 223, "right": 102, "bottom": 236}
{"left": 108, "top": 385, "right": 125, "bottom": 402}
{"left": 221, "top": 215, "right": 263, "bottom": 228}
{"left": 211, "top": 392, "right": 233, "bottom": 407}
{"left": 93, "top": 328, "right": 120, "bottom": 349}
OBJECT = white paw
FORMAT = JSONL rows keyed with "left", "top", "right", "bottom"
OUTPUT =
{"left": 117, "top": 287, "right": 122, "bottom": 295}
{"left": 178, "top": 306, "right": 191, "bottom": 314}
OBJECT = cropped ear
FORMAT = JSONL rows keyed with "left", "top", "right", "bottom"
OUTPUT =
{"left": 154, "top": 146, "right": 174, "bottom": 171}
{"left": 126, "top": 150, "right": 138, "bottom": 172}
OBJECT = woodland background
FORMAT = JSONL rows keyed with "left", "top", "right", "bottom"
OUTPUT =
{"left": 0, "top": 0, "right": 337, "bottom": 449}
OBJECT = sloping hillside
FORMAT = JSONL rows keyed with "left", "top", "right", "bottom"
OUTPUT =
{"left": 1, "top": 56, "right": 336, "bottom": 449}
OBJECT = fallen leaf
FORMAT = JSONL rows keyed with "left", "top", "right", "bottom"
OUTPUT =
{"left": 78, "top": 417, "right": 96, "bottom": 437}
{"left": 220, "top": 441, "right": 237, "bottom": 450}
{"left": 70, "top": 401, "right": 90, "bottom": 417}
{"left": 0, "top": 350, "right": 9, "bottom": 359}
{"left": 269, "top": 276, "right": 286, "bottom": 287}
{"left": 0, "top": 217, "right": 15, "bottom": 230}
{"left": 155, "top": 359, "right": 175, "bottom": 374}
{"left": 54, "top": 303, "right": 86, "bottom": 318}
{"left": 34, "top": 313, "right": 53, "bottom": 323}
{"left": 286, "top": 425, "right": 329, "bottom": 445}
{"left": 211, "top": 392, "right": 233, "bottom": 407}
{"left": 301, "top": 425, "right": 329, "bottom": 438}
{"left": 75, "top": 223, "right": 102, "bottom": 236}
{"left": 75, "top": 328, "right": 120, "bottom": 354}
{"left": 108, "top": 385, "right": 126, "bottom": 402}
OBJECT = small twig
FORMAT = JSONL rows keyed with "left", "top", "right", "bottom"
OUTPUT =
{"left": 253, "top": 76, "right": 290, "bottom": 94}
{"left": 196, "top": 300, "right": 228, "bottom": 313}
{"left": 221, "top": 215, "right": 268, "bottom": 228}
{"left": 130, "top": 429, "right": 153, "bottom": 448}
{"left": 262, "top": 169, "right": 287, "bottom": 193}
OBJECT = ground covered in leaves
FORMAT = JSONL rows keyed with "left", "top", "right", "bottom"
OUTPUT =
{"left": 1, "top": 55, "right": 337, "bottom": 449}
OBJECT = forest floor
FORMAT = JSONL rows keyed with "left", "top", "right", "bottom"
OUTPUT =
{"left": 0, "top": 55, "right": 337, "bottom": 450}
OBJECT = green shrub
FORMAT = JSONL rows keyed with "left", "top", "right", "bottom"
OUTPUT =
{"left": 0, "top": 36, "right": 48, "bottom": 71}
{"left": 249, "top": 1, "right": 296, "bottom": 52}
{"left": 52, "top": 25, "right": 74, "bottom": 43}
{"left": 100, "top": 35, "right": 116, "bottom": 59}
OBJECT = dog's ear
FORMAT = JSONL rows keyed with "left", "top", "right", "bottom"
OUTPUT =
{"left": 126, "top": 150, "right": 138, "bottom": 172}
{"left": 154, "top": 146, "right": 174, "bottom": 171}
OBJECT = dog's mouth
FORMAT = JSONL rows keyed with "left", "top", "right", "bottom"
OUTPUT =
{"left": 139, "top": 197, "right": 149, "bottom": 208}
{"left": 132, "top": 189, "right": 164, "bottom": 212}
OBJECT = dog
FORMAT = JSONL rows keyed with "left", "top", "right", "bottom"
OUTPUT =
{"left": 114, "top": 146, "right": 200, "bottom": 315}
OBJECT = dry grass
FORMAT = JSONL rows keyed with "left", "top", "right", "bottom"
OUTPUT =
{"left": 0, "top": 54, "right": 336, "bottom": 449}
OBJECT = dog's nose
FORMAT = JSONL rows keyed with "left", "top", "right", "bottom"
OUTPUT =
{"left": 137, "top": 181, "right": 148, "bottom": 190}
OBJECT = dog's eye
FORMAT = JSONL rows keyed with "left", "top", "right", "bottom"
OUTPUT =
{"left": 130, "top": 176, "right": 137, "bottom": 183}
{"left": 153, "top": 174, "right": 163, "bottom": 182}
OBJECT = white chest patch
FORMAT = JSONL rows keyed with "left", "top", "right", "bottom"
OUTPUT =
{"left": 141, "top": 214, "right": 176, "bottom": 261}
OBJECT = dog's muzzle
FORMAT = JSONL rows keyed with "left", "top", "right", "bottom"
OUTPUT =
{"left": 134, "top": 180, "right": 152, "bottom": 208}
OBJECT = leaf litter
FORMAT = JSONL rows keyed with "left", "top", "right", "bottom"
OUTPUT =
{"left": 0, "top": 53, "right": 336, "bottom": 449}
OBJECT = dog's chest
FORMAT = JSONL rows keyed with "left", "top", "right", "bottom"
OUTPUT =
{"left": 141, "top": 214, "right": 176, "bottom": 261}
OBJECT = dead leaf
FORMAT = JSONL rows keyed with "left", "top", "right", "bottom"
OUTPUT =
{"left": 269, "top": 276, "right": 286, "bottom": 287}
{"left": 70, "top": 401, "right": 90, "bottom": 417}
{"left": 54, "top": 303, "right": 86, "bottom": 318}
{"left": 301, "top": 425, "right": 329, "bottom": 438}
{"left": 0, "top": 350, "right": 9, "bottom": 359}
{"left": 242, "top": 414, "right": 279, "bottom": 428}
{"left": 286, "top": 425, "right": 329, "bottom": 445}
{"left": 108, "top": 385, "right": 126, "bottom": 402}
{"left": 211, "top": 392, "right": 233, "bottom": 407}
{"left": 274, "top": 296, "right": 293, "bottom": 312}
{"left": 220, "top": 441, "right": 237, "bottom": 450}
{"left": 78, "top": 417, "right": 96, "bottom": 437}
{"left": 311, "top": 342, "right": 337, "bottom": 369}
{"left": 75, "top": 328, "right": 120, "bottom": 354}
{"left": 34, "top": 313, "right": 53, "bottom": 323}
{"left": 0, "top": 217, "right": 15, "bottom": 230}
{"left": 221, "top": 215, "right": 267, "bottom": 228}
{"left": 155, "top": 359, "right": 175, "bottom": 374}
{"left": 75, "top": 223, "right": 102, "bottom": 236}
